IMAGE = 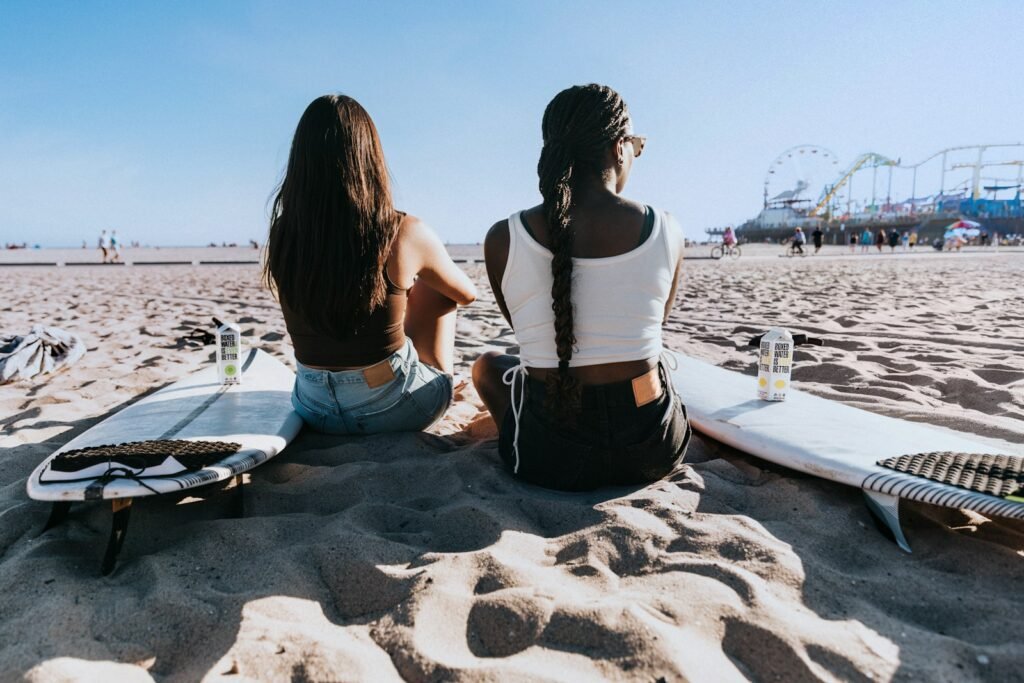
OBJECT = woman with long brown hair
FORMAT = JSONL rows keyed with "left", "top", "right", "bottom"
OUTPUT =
{"left": 472, "top": 84, "right": 690, "bottom": 491}
{"left": 265, "top": 94, "right": 476, "bottom": 434}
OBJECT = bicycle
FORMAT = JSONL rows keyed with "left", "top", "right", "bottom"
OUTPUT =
{"left": 710, "top": 243, "right": 741, "bottom": 259}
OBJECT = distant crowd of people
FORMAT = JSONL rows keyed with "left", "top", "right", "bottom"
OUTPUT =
{"left": 86, "top": 232, "right": 260, "bottom": 260}
{"left": 841, "top": 227, "right": 1001, "bottom": 253}
{"left": 720, "top": 225, "right": 1007, "bottom": 255}
{"left": 205, "top": 240, "right": 261, "bottom": 248}
{"left": 844, "top": 227, "right": 916, "bottom": 254}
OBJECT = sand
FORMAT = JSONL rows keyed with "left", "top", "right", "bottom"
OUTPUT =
{"left": 1, "top": 246, "right": 1022, "bottom": 682}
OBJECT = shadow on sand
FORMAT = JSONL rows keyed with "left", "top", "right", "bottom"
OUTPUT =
{"left": 2, "top": 399, "right": 1023, "bottom": 680}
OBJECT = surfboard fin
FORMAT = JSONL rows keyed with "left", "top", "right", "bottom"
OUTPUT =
{"left": 101, "top": 498, "right": 133, "bottom": 576}
{"left": 230, "top": 474, "right": 245, "bottom": 518}
{"left": 40, "top": 502, "right": 72, "bottom": 534}
{"left": 863, "top": 490, "right": 912, "bottom": 553}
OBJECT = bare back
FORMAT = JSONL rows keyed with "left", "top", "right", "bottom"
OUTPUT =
{"left": 297, "top": 213, "right": 476, "bottom": 371}
{"left": 522, "top": 197, "right": 649, "bottom": 258}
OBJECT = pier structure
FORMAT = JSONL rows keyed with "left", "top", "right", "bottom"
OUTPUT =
{"left": 733, "top": 144, "right": 1024, "bottom": 242}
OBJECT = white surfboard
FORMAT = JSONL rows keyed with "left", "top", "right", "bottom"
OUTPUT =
{"left": 27, "top": 347, "right": 302, "bottom": 573}
{"left": 28, "top": 348, "right": 302, "bottom": 500}
{"left": 668, "top": 351, "right": 1024, "bottom": 551}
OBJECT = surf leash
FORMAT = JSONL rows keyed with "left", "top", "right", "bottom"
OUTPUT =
{"left": 85, "top": 467, "right": 162, "bottom": 499}
{"left": 182, "top": 317, "right": 227, "bottom": 346}
{"left": 747, "top": 333, "right": 825, "bottom": 347}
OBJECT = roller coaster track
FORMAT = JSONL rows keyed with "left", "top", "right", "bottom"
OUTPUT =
{"left": 810, "top": 153, "right": 897, "bottom": 218}
{"left": 809, "top": 144, "right": 1024, "bottom": 217}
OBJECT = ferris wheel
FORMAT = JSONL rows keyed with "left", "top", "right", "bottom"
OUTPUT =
{"left": 764, "top": 145, "right": 841, "bottom": 207}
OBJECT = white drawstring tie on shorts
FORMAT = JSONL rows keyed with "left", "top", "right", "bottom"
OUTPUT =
{"left": 501, "top": 351, "right": 676, "bottom": 475}
{"left": 501, "top": 362, "right": 527, "bottom": 473}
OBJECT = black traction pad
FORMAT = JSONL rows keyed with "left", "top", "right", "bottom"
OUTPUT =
{"left": 51, "top": 439, "right": 242, "bottom": 473}
{"left": 878, "top": 452, "right": 1023, "bottom": 499}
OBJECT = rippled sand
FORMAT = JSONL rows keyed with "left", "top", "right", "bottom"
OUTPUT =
{"left": 1, "top": 246, "right": 1022, "bottom": 681}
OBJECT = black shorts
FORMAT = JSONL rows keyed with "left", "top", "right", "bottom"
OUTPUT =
{"left": 498, "top": 362, "right": 691, "bottom": 491}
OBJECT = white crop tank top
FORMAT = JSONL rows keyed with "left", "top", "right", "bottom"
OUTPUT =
{"left": 500, "top": 207, "right": 682, "bottom": 368}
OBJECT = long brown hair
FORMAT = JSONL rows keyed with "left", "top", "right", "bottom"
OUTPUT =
{"left": 538, "top": 85, "right": 630, "bottom": 418}
{"left": 263, "top": 94, "right": 400, "bottom": 338}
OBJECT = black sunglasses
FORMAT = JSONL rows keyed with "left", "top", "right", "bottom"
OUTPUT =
{"left": 623, "top": 135, "right": 646, "bottom": 157}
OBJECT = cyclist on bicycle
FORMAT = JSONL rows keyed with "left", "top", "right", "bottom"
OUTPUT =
{"left": 723, "top": 226, "right": 736, "bottom": 247}
{"left": 791, "top": 226, "right": 806, "bottom": 255}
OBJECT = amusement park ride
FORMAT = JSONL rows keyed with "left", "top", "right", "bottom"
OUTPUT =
{"left": 709, "top": 143, "right": 1024, "bottom": 242}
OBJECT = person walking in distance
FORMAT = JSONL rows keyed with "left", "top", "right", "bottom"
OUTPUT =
{"left": 97, "top": 229, "right": 110, "bottom": 263}
{"left": 110, "top": 230, "right": 122, "bottom": 263}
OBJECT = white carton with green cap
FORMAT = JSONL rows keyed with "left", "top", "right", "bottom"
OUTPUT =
{"left": 216, "top": 320, "right": 242, "bottom": 385}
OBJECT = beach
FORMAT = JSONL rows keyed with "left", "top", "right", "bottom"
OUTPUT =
{"left": 1, "top": 246, "right": 1022, "bottom": 682}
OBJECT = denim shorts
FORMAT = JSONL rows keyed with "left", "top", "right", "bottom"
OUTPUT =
{"left": 498, "top": 362, "right": 691, "bottom": 491}
{"left": 291, "top": 338, "right": 453, "bottom": 435}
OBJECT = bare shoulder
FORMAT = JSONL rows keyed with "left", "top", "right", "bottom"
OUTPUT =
{"left": 485, "top": 219, "right": 510, "bottom": 249}
{"left": 484, "top": 219, "right": 512, "bottom": 284}
{"left": 395, "top": 213, "right": 453, "bottom": 261}
{"left": 395, "top": 212, "right": 436, "bottom": 245}
{"left": 484, "top": 219, "right": 510, "bottom": 268}
{"left": 618, "top": 196, "right": 648, "bottom": 213}
{"left": 389, "top": 213, "right": 442, "bottom": 287}
{"left": 520, "top": 203, "right": 545, "bottom": 222}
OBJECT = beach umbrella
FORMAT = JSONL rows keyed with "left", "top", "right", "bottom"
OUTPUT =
{"left": 943, "top": 227, "right": 980, "bottom": 240}
{"left": 946, "top": 219, "right": 981, "bottom": 230}
{"left": 943, "top": 219, "right": 982, "bottom": 241}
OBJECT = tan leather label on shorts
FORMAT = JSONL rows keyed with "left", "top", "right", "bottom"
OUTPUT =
{"left": 363, "top": 360, "right": 396, "bottom": 389}
{"left": 632, "top": 371, "right": 662, "bottom": 407}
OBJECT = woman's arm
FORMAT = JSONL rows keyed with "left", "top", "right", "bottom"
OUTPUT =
{"left": 400, "top": 217, "right": 477, "bottom": 305}
{"left": 483, "top": 219, "right": 513, "bottom": 329}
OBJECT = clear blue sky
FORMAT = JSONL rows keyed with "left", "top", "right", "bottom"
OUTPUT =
{"left": 2, "top": 1, "right": 1021, "bottom": 246}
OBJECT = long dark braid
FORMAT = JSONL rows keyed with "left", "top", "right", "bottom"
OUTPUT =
{"left": 537, "top": 85, "right": 630, "bottom": 419}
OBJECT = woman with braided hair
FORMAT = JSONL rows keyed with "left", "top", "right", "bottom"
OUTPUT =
{"left": 265, "top": 94, "right": 476, "bottom": 434}
{"left": 472, "top": 84, "right": 690, "bottom": 491}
